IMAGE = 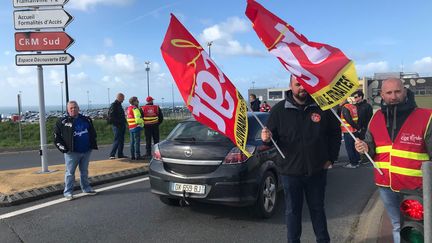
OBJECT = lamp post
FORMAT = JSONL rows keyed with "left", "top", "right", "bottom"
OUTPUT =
{"left": 86, "top": 90, "right": 90, "bottom": 110}
{"left": 17, "top": 91, "right": 22, "bottom": 144}
{"left": 107, "top": 88, "right": 110, "bottom": 107}
{"left": 145, "top": 61, "right": 151, "bottom": 97}
{"left": 207, "top": 41, "right": 213, "bottom": 57}
{"left": 60, "top": 80, "right": 64, "bottom": 114}
{"left": 171, "top": 83, "right": 175, "bottom": 111}
{"left": 161, "top": 97, "right": 164, "bottom": 108}
{"left": 252, "top": 81, "right": 255, "bottom": 90}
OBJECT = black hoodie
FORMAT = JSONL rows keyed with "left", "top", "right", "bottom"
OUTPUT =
{"left": 264, "top": 90, "right": 341, "bottom": 176}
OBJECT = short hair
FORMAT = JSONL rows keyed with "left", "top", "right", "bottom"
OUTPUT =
{"left": 250, "top": 94, "right": 257, "bottom": 99}
{"left": 129, "top": 96, "right": 138, "bottom": 104}
{"left": 352, "top": 90, "right": 364, "bottom": 98}
{"left": 67, "top": 100, "right": 79, "bottom": 107}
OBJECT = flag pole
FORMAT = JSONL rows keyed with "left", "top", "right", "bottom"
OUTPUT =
{"left": 249, "top": 109, "right": 286, "bottom": 159}
{"left": 330, "top": 108, "right": 383, "bottom": 175}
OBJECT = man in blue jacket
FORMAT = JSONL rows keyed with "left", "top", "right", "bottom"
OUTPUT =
{"left": 261, "top": 76, "right": 341, "bottom": 243}
{"left": 54, "top": 101, "right": 98, "bottom": 200}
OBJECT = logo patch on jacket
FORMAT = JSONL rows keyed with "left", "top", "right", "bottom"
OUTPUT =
{"left": 311, "top": 113, "right": 321, "bottom": 123}
{"left": 400, "top": 132, "right": 423, "bottom": 146}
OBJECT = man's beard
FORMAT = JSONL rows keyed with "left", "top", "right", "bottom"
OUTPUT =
{"left": 293, "top": 91, "right": 309, "bottom": 102}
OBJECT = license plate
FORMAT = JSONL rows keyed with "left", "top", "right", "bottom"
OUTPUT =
{"left": 171, "top": 182, "right": 206, "bottom": 195}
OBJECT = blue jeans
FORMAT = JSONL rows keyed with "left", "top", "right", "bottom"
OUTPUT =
{"left": 63, "top": 151, "right": 93, "bottom": 196}
{"left": 343, "top": 133, "right": 360, "bottom": 165}
{"left": 110, "top": 124, "right": 125, "bottom": 157}
{"left": 379, "top": 187, "right": 402, "bottom": 243}
{"left": 130, "top": 128, "right": 142, "bottom": 157}
{"left": 281, "top": 170, "right": 330, "bottom": 243}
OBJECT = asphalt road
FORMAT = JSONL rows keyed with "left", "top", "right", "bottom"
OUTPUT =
{"left": 0, "top": 144, "right": 130, "bottom": 170}
{"left": 0, "top": 163, "right": 376, "bottom": 243}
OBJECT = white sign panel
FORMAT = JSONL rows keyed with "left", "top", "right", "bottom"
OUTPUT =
{"left": 13, "top": 0, "right": 69, "bottom": 8}
{"left": 16, "top": 53, "right": 74, "bottom": 66}
{"left": 14, "top": 9, "right": 73, "bottom": 30}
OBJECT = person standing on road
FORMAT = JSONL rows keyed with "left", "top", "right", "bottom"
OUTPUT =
{"left": 261, "top": 76, "right": 341, "bottom": 243}
{"left": 108, "top": 93, "right": 127, "bottom": 159}
{"left": 352, "top": 90, "right": 373, "bottom": 140}
{"left": 249, "top": 93, "right": 261, "bottom": 112}
{"left": 355, "top": 78, "right": 432, "bottom": 243}
{"left": 127, "top": 96, "right": 144, "bottom": 160}
{"left": 141, "top": 96, "right": 163, "bottom": 157}
{"left": 341, "top": 97, "right": 361, "bottom": 169}
{"left": 54, "top": 101, "right": 98, "bottom": 200}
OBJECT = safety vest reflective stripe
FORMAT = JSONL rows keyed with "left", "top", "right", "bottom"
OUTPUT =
{"left": 391, "top": 149, "right": 429, "bottom": 160}
{"left": 390, "top": 165, "right": 422, "bottom": 177}
{"left": 376, "top": 146, "right": 429, "bottom": 160}
{"left": 376, "top": 146, "right": 391, "bottom": 153}
{"left": 375, "top": 161, "right": 390, "bottom": 169}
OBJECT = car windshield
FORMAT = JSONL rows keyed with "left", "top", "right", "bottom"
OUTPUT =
{"left": 167, "top": 121, "right": 231, "bottom": 143}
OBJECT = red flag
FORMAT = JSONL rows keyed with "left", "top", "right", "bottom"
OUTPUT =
{"left": 161, "top": 14, "right": 251, "bottom": 157}
{"left": 246, "top": 0, "right": 359, "bottom": 110}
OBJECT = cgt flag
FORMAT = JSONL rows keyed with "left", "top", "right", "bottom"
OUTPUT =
{"left": 246, "top": 0, "right": 359, "bottom": 110}
{"left": 160, "top": 14, "right": 251, "bottom": 157}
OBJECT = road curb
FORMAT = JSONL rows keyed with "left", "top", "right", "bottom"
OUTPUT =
{"left": 350, "top": 189, "right": 384, "bottom": 242}
{"left": 0, "top": 166, "right": 148, "bottom": 207}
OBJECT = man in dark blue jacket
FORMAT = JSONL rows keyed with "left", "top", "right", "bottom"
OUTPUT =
{"left": 261, "top": 76, "right": 341, "bottom": 243}
{"left": 108, "top": 93, "right": 127, "bottom": 159}
{"left": 54, "top": 101, "right": 98, "bottom": 200}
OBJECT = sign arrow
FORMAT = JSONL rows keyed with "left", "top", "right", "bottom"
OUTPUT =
{"left": 16, "top": 53, "right": 75, "bottom": 66}
{"left": 14, "top": 9, "right": 73, "bottom": 30}
{"left": 15, "top": 32, "right": 74, "bottom": 52}
{"left": 13, "top": 0, "right": 70, "bottom": 8}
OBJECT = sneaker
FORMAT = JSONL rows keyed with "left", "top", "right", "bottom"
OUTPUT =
{"left": 343, "top": 163, "right": 359, "bottom": 169}
{"left": 131, "top": 156, "right": 136, "bottom": 160}
{"left": 83, "top": 190, "right": 97, "bottom": 196}
{"left": 109, "top": 156, "right": 116, "bottom": 159}
{"left": 65, "top": 195, "right": 74, "bottom": 200}
{"left": 118, "top": 155, "right": 128, "bottom": 159}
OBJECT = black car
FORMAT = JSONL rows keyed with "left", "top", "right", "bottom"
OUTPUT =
{"left": 149, "top": 112, "right": 280, "bottom": 218}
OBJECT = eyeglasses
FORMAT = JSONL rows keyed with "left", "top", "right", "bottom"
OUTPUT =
{"left": 352, "top": 96, "right": 359, "bottom": 98}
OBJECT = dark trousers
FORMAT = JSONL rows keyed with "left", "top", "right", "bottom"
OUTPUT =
{"left": 109, "top": 124, "right": 125, "bottom": 157}
{"left": 144, "top": 125, "right": 159, "bottom": 155}
{"left": 343, "top": 133, "right": 360, "bottom": 166}
{"left": 281, "top": 170, "right": 330, "bottom": 243}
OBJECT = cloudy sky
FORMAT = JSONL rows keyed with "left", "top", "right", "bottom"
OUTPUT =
{"left": 1, "top": 0, "right": 431, "bottom": 107}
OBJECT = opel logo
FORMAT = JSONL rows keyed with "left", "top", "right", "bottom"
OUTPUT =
{"left": 184, "top": 147, "right": 192, "bottom": 157}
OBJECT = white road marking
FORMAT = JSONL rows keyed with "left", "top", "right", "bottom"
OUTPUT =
{"left": 0, "top": 177, "right": 149, "bottom": 220}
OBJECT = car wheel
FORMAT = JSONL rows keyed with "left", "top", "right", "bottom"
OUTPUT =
{"left": 254, "top": 171, "right": 277, "bottom": 218}
{"left": 159, "top": 196, "right": 180, "bottom": 206}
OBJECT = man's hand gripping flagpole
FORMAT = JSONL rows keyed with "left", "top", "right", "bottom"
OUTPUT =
{"left": 249, "top": 109, "right": 286, "bottom": 159}
{"left": 329, "top": 108, "right": 383, "bottom": 175}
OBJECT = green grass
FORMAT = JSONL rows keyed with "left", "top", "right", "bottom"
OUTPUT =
{"left": 0, "top": 118, "right": 181, "bottom": 150}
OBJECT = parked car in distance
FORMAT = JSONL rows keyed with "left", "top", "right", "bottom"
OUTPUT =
{"left": 149, "top": 112, "right": 281, "bottom": 218}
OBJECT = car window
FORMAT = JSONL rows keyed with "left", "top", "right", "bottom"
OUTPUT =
{"left": 167, "top": 121, "right": 231, "bottom": 143}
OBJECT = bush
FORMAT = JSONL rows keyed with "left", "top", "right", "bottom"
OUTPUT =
{"left": 0, "top": 118, "right": 181, "bottom": 150}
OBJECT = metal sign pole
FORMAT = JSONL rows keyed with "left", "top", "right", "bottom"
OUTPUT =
{"left": 37, "top": 65, "right": 49, "bottom": 173}
{"left": 423, "top": 161, "right": 432, "bottom": 243}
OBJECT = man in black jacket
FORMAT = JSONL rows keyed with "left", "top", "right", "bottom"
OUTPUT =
{"left": 108, "top": 93, "right": 127, "bottom": 159}
{"left": 249, "top": 93, "right": 261, "bottom": 112}
{"left": 261, "top": 76, "right": 341, "bottom": 243}
{"left": 54, "top": 101, "right": 98, "bottom": 200}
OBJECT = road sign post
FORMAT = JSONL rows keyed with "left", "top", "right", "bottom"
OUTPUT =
{"left": 13, "top": 0, "right": 73, "bottom": 173}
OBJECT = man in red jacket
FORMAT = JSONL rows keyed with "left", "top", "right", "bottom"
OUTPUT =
{"left": 141, "top": 96, "right": 164, "bottom": 157}
{"left": 355, "top": 78, "right": 432, "bottom": 243}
